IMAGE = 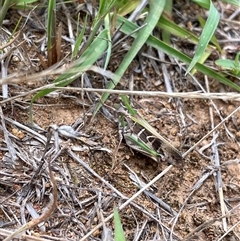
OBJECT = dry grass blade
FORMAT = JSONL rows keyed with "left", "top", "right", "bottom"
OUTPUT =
{"left": 38, "top": 87, "right": 240, "bottom": 101}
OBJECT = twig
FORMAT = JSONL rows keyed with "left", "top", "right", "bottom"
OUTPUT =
{"left": 183, "top": 105, "right": 240, "bottom": 157}
{"left": 44, "top": 87, "right": 240, "bottom": 101}
{"left": 158, "top": 50, "right": 173, "bottom": 93}
{"left": 60, "top": 0, "right": 74, "bottom": 53}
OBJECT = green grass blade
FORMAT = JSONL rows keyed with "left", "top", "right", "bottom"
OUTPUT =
{"left": 161, "top": 0, "right": 172, "bottom": 44}
{"left": 216, "top": 59, "right": 236, "bottom": 70}
{"left": 115, "top": 15, "right": 240, "bottom": 91}
{"left": 198, "top": 15, "right": 221, "bottom": 52}
{"left": 80, "top": 0, "right": 116, "bottom": 56}
{"left": 13, "top": 0, "right": 38, "bottom": 7}
{"left": 0, "top": 0, "right": 13, "bottom": 27}
{"left": 186, "top": 1, "right": 220, "bottom": 73}
{"left": 157, "top": 16, "right": 200, "bottom": 45}
{"left": 118, "top": 0, "right": 141, "bottom": 16}
{"left": 93, "top": 0, "right": 166, "bottom": 117}
{"left": 95, "top": 0, "right": 117, "bottom": 26}
{"left": 103, "top": 13, "right": 112, "bottom": 69}
{"left": 114, "top": 208, "right": 126, "bottom": 241}
{"left": 72, "top": 14, "right": 87, "bottom": 59}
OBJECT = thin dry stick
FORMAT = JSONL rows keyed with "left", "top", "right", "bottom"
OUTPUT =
{"left": 134, "top": 220, "right": 148, "bottom": 240}
{"left": 183, "top": 105, "right": 240, "bottom": 157}
{"left": 0, "top": 74, "right": 240, "bottom": 102}
{"left": 0, "top": 64, "right": 240, "bottom": 102}
{"left": 54, "top": 86, "right": 240, "bottom": 101}
{"left": 0, "top": 58, "right": 67, "bottom": 86}
{"left": 0, "top": 30, "right": 22, "bottom": 51}
{"left": 218, "top": 219, "right": 240, "bottom": 241}
{"left": 0, "top": 40, "right": 26, "bottom": 62}
{"left": 127, "top": 165, "right": 177, "bottom": 216}
{"left": 56, "top": 22, "right": 62, "bottom": 62}
{"left": 170, "top": 189, "right": 195, "bottom": 241}
{"left": 158, "top": 50, "right": 173, "bottom": 93}
{"left": 183, "top": 202, "right": 240, "bottom": 241}
{"left": 3, "top": 164, "right": 57, "bottom": 241}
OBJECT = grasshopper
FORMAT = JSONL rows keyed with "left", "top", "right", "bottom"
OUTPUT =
{"left": 118, "top": 95, "right": 182, "bottom": 165}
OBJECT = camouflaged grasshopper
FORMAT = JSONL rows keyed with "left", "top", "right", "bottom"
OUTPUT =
{"left": 118, "top": 95, "right": 182, "bottom": 165}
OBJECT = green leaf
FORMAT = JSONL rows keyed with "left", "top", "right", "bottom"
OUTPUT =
{"left": 215, "top": 59, "right": 237, "bottom": 70}
{"left": 161, "top": 0, "right": 172, "bottom": 44}
{"left": 158, "top": 16, "right": 199, "bottom": 45}
{"left": 114, "top": 208, "right": 126, "bottom": 241}
{"left": 13, "top": 0, "right": 38, "bottom": 6}
{"left": 235, "top": 52, "right": 240, "bottom": 68}
{"left": 118, "top": 0, "right": 141, "bottom": 16}
{"left": 186, "top": 1, "right": 220, "bottom": 74}
{"left": 103, "top": 13, "right": 112, "bottom": 69}
{"left": 198, "top": 15, "right": 221, "bottom": 52}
